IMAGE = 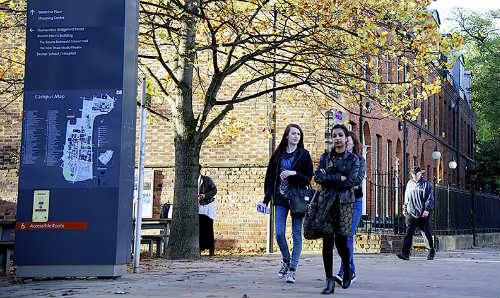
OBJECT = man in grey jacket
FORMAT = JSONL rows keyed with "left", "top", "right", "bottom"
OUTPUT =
{"left": 397, "top": 166, "right": 436, "bottom": 261}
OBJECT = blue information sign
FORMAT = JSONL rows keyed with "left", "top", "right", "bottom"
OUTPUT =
{"left": 15, "top": 0, "right": 138, "bottom": 277}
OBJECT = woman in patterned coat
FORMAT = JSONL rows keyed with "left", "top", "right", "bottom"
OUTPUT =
{"left": 314, "top": 124, "right": 360, "bottom": 294}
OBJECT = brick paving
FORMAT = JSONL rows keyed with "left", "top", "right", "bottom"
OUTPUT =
{"left": 1, "top": 248, "right": 498, "bottom": 298}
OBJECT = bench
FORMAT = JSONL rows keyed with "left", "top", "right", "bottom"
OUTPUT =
{"left": 133, "top": 218, "right": 171, "bottom": 258}
{"left": 0, "top": 220, "right": 15, "bottom": 275}
{"left": 141, "top": 235, "right": 163, "bottom": 258}
{"left": 0, "top": 241, "right": 14, "bottom": 275}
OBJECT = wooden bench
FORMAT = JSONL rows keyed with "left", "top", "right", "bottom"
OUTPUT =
{"left": 141, "top": 235, "right": 163, "bottom": 258}
{"left": 0, "top": 220, "right": 15, "bottom": 275}
{"left": 133, "top": 218, "right": 171, "bottom": 258}
{"left": 0, "top": 241, "right": 14, "bottom": 275}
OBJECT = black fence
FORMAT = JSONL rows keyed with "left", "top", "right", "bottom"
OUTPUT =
{"left": 472, "top": 191, "right": 500, "bottom": 233}
{"left": 355, "top": 171, "right": 500, "bottom": 235}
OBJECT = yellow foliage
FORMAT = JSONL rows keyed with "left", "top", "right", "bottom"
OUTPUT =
{"left": 0, "top": 0, "right": 26, "bottom": 108}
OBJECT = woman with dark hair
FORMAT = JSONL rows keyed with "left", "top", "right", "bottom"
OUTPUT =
{"left": 263, "top": 124, "right": 313, "bottom": 283}
{"left": 314, "top": 124, "right": 360, "bottom": 294}
{"left": 334, "top": 131, "right": 366, "bottom": 286}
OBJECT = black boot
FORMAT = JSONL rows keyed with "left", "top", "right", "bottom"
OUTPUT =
{"left": 397, "top": 252, "right": 410, "bottom": 260}
{"left": 427, "top": 249, "right": 435, "bottom": 260}
{"left": 321, "top": 277, "right": 335, "bottom": 294}
{"left": 342, "top": 268, "right": 351, "bottom": 289}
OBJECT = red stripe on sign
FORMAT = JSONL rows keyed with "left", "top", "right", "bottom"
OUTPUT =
{"left": 16, "top": 222, "right": 88, "bottom": 230}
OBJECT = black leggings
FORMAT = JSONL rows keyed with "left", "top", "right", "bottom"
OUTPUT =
{"left": 322, "top": 233, "right": 350, "bottom": 279}
{"left": 199, "top": 214, "right": 215, "bottom": 252}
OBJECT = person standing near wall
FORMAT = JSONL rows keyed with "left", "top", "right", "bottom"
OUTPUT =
{"left": 198, "top": 164, "right": 217, "bottom": 256}
{"left": 334, "top": 130, "right": 366, "bottom": 286}
{"left": 314, "top": 124, "right": 360, "bottom": 294}
{"left": 263, "top": 124, "right": 313, "bottom": 283}
{"left": 397, "top": 166, "right": 436, "bottom": 261}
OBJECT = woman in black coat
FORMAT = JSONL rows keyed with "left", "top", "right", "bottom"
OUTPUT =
{"left": 314, "top": 124, "right": 360, "bottom": 294}
{"left": 263, "top": 123, "right": 313, "bottom": 283}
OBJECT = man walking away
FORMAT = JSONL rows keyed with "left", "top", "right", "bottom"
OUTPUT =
{"left": 397, "top": 166, "right": 436, "bottom": 261}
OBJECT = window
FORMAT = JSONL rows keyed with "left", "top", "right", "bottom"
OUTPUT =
{"left": 324, "top": 109, "right": 334, "bottom": 152}
{"left": 386, "top": 139, "right": 392, "bottom": 217}
{"left": 386, "top": 54, "right": 391, "bottom": 82}
{"left": 406, "top": 153, "right": 410, "bottom": 174}
{"left": 349, "top": 121, "right": 357, "bottom": 133}
{"left": 396, "top": 57, "right": 399, "bottom": 82}
{"left": 427, "top": 96, "right": 430, "bottom": 129}
{"left": 363, "top": 57, "right": 368, "bottom": 90}
{"left": 413, "top": 88, "right": 417, "bottom": 109}
{"left": 452, "top": 108, "right": 456, "bottom": 147}
{"left": 376, "top": 56, "right": 380, "bottom": 92}
{"left": 433, "top": 94, "right": 437, "bottom": 134}
{"left": 469, "top": 125, "right": 473, "bottom": 155}
{"left": 376, "top": 135, "right": 382, "bottom": 217}
{"left": 421, "top": 99, "right": 424, "bottom": 125}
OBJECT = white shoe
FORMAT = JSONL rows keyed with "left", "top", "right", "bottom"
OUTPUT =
{"left": 351, "top": 273, "right": 357, "bottom": 284}
{"left": 286, "top": 271, "right": 296, "bottom": 283}
{"left": 333, "top": 273, "right": 343, "bottom": 286}
{"left": 278, "top": 261, "right": 289, "bottom": 279}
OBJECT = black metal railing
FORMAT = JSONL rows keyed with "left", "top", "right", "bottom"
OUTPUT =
{"left": 432, "top": 185, "right": 473, "bottom": 234}
{"left": 473, "top": 191, "right": 500, "bottom": 233}
{"left": 356, "top": 169, "right": 405, "bottom": 234}
{"left": 354, "top": 171, "right": 500, "bottom": 236}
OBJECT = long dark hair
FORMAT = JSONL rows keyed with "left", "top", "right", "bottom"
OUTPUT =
{"left": 270, "top": 124, "right": 304, "bottom": 166}
{"left": 347, "top": 131, "right": 361, "bottom": 157}
{"left": 331, "top": 124, "right": 348, "bottom": 137}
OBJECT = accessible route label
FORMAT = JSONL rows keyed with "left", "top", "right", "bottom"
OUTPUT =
{"left": 16, "top": 221, "right": 88, "bottom": 230}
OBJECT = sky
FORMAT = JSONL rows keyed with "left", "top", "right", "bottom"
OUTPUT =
{"left": 427, "top": 0, "right": 500, "bottom": 31}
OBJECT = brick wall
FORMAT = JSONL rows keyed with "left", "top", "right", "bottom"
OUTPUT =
{"left": 144, "top": 165, "right": 405, "bottom": 253}
{"left": 0, "top": 25, "right": 24, "bottom": 168}
{"left": 0, "top": 169, "right": 18, "bottom": 220}
{"left": 0, "top": 168, "right": 18, "bottom": 221}
{"left": 0, "top": 21, "right": 477, "bottom": 254}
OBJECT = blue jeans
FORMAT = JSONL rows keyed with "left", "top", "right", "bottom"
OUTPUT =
{"left": 339, "top": 197, "right": 362, "bottom": 275}
{"left": 275, "top": 206, "right": 303, "bottom": 270}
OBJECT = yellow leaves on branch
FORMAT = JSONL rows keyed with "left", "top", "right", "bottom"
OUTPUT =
{"left": 137, "top": 0, "right": 458, "bottom": 128}
{"left": 0, "top": 0, "right": 26, "bottom": 100}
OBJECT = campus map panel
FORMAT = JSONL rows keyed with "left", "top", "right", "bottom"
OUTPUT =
{"left": 19, "top": 89, "right": 122, "bottom": 189}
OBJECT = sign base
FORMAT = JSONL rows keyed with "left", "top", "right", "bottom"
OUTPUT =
{"left": 16, "top": 264, "right": 127, "bottom": 278}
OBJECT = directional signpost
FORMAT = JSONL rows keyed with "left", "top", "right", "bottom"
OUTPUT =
{"left": 15, "top": 0, "right": 139, "bottom": 277}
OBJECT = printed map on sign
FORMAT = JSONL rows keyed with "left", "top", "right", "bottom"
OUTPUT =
{"left": 61, "top": 94, "right": 115, "bottom": 183}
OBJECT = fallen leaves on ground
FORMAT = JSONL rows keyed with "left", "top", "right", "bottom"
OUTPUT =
{"left": 201, "top": 248, "right": 265, "bottom": 256}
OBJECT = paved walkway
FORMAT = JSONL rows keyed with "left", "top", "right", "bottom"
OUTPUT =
{"left": 1, "top": 248, "right": 499, "bottom": 298}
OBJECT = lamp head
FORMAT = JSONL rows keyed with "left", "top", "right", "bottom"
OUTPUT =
{"left": 449, "top": 160, "right": 457, "bottom": 169}
{"left": 432, "top": 150, "right": 441, "bottom": 160}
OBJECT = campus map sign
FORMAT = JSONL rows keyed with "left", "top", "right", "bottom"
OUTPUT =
{"left": 15, "top": 0, "right": 138, "bottom": 278}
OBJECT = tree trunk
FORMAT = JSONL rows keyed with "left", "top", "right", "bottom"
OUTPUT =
{"left": 166, "top": 135, "right": 201, "bottom": 259}
{"left": 165, "top": 0, "right": 201, "bottom": 259}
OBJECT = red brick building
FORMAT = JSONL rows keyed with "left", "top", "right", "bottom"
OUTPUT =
{"left": 342, "top": 52, "right": 476, "bottom": 222}
{"left": 0, "top": 10, "right": 477, "bottom": 251}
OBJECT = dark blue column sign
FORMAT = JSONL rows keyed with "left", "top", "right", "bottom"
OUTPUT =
{"left": 15, "top": 0, "right": 138, "bottom": 277}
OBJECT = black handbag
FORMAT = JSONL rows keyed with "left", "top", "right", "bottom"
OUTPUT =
{"left": 303, "top": 188, "right": 322, "bottom": 240}
{"left": 288, "top": 185, "right": 317, "bottom": 218}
